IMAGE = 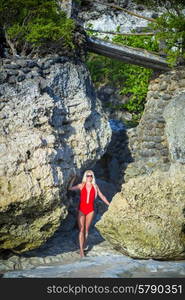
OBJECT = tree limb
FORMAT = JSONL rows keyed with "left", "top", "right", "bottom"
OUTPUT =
{"left": 85, "top": 28, "right": 155, "bottom": 36}
{"left": 3, "top": 26, "right": 17, "bottom": 56}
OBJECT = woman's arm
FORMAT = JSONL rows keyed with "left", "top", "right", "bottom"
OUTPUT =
{"left": 68, "top": 176, "right": 81, "bottom": 191}
{"left": 96, "top": 185, "right": 110, "bottom": 206}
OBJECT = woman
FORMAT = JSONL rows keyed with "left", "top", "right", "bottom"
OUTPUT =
{"left": 68, "top": 169, "right": 110, "bottom": 258}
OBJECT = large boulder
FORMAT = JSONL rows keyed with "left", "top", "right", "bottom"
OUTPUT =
{"left": 95, "top": 168, "right": 185, "bottom": 260}
{"left": 124, "top": 67, "right": 185, "bottom": 183}
{"left": 163, "top": 92, "right": 185, "bottom": 164}
{"left": 96, "top": 89, "right": 185, "bottom": 260}
{"left": 0, "top": 56, "right": 112, "bottom": 254}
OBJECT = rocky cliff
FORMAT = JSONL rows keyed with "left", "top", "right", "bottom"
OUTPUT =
{"left": 125, "top": 67, "right": 185, "bottom": 182}
{"left": 78, "top": 0, "right": 158, "bottom": 33}
{"left": 96, "top": 166, "right": 185, "bottom": 260}
{"left": 96, "top": 69, "right": 185, "bottom": 260}
{"left": 1, "top": 0, "right": 185, "bottom": 263}
{"left": 0, "top": 55, "right": 112, "bottom": 254}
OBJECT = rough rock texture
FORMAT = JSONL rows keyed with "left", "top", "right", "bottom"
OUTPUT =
{"left": 97, "top": 84, "right": 132, "bottom": 122}
{"left": 163, "top": 93, "right": 185, "bottom": 164}
{"left": 92, "top": 120, "right": 133, "bottom": 189}
{"left": 78, "top": 0, "right": 158, "bottom": 34}
{"left": 0, "top": 55, "right": 112, "bottom": 254}
{"left": 96, "top": 167, "right": 185, "bottom": 260}
{"left": 125, "top": 67, "right": 185, "bottom": 182}
{"left": 96, "top": 70, "right": 185, "bottom": 260}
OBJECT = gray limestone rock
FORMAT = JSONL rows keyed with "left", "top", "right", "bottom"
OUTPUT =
{"left": 96, "top": 169, "right": 185, "bottom": 260}
{"left": 0, "top": 56, "right": 112, "bottom": 254}
{"left": 163, "top": 92, "right": 185, "bottom": 164}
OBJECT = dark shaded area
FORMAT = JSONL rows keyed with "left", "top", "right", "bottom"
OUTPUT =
{"left": 0, "top": 28, "right": 6, "bottom": 58}
{"left": 92, "top": 124, "right": 134, "bottom": 191}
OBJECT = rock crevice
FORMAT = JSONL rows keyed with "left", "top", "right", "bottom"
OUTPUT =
{"left": 96, "top": 68, "right": 185, "bottom": 260}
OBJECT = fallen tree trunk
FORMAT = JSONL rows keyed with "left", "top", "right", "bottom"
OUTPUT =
{"left": 86, "top": 36, "right": 170, "bottom": 71}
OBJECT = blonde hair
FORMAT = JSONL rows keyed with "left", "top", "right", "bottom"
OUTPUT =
{"left": 82, "top": 170, "right": 96, "bottom": 184}
{"left": 81, "top": 170, "right": 97, "bottom": 198}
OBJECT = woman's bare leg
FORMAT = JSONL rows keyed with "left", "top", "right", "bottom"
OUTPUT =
{"left": 77, "top": 211, "right": 85, "bottom": 257}
{"left": 84, "top": 211, "right": 94, "bottom": 249}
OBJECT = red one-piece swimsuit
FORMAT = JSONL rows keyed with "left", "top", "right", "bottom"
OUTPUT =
{"left": 78, "top": 182, "right": 95, "bottom": 215}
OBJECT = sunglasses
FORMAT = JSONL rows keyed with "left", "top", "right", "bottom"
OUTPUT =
{"left": 86, "top": 174, "right": 93, "bottom": 177}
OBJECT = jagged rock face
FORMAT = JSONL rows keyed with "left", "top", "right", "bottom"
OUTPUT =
{"left": 163, "top": 92, "right": 185, "bottom": 164}
{"left": 124, "top": 67, "right": 185, "bottom": 182}
{"left": 96, "top": 86, "right": 185, "bottom": 260}
{"left": 78, "top": 0, "right": 157, "bottom": 33}
{"left": 96, "top": 168, "right": 185, "bottom": 260}
{"left": 0, "top": 56, "right": 112, "bottom": 253}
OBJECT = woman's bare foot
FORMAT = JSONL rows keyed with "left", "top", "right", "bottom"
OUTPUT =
{"left": 80, "top": 250, "right": 85, "bottom": 258}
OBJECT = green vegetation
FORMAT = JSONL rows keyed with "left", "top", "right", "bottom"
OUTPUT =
{"left": 0, "top": 0, "right": 76, "bottom": 56}
{"left": 134, "top": 0, "right": 185, "bottom": 66}
{"left": 86, "top": 0, "right": 185, "bottom": 121}
{"left": 112, "top": 34, "right": 159, "bottom": 113}
{"left": 86, "top": 28, "right": 159, "bottom": 120}
{"left": 149, "top": 14, "right": 185, "bottom": 66}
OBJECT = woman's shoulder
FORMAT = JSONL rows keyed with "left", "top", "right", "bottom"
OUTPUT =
{"left": 94, "top": 183, "right": 99, "bottom": 190}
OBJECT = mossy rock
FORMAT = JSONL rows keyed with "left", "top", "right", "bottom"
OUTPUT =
{"left": 0, "top": 175, "right": 67, "bottom": 254}
{"left": 96, "top": 169, "right": 185, "bottom": 260}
